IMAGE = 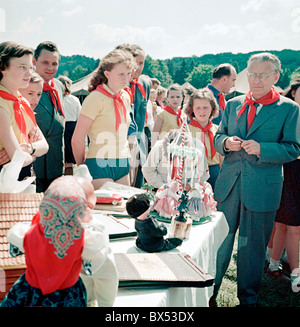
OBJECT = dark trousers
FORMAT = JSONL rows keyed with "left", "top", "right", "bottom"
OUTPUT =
{"left": 213, "top": 175, "right": 276, "bottom": 305}
{"left": 36, "top": 178, "right": 56, "bottom": 193}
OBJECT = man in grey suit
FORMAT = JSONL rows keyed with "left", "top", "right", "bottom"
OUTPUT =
{"left": 33, "top": 41, "right": 65, "bottom": 192}
{"left": 211, "top": 53, "right": 300, "bottom": 307}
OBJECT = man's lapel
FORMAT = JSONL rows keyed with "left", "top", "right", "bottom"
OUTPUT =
{"left": 246, "top": 104, "right": 277, "bottom": 138}
{"left": 235, "top": 103, "right": 248, "bottom": 139}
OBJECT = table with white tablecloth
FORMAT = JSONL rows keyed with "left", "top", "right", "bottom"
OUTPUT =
{"left": 98, "top": 211, "right": 229, "bottom": 307}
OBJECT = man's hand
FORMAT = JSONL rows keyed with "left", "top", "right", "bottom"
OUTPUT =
{"left": 225, "top": 136, "right": 243, "bottom": 152}
{"left": 241, "top": 140, "right": 261, "bottom": 156}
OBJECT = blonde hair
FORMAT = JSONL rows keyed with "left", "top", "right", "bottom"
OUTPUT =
{"left": 88, "top": 49, "right": 135, "bottom": 92}
{"left": 185, "top": 88, "right": 219, "bottom": 122}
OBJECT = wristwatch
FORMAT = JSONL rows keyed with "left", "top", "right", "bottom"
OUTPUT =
{"left": 30, "top": 143, "right": 36, "bottom": 155}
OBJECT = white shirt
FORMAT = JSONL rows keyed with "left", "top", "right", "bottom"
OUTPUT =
{"left": 63, "top": 94, "right": 81, "bottom": 122}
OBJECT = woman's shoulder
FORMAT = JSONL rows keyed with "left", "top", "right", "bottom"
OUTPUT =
{"left": 81, "top": 90, "right": 105, "bottom": 111}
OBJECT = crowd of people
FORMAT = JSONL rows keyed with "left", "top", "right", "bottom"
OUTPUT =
{"left": 0, "top": 40, "right": 299, "bottom": 307}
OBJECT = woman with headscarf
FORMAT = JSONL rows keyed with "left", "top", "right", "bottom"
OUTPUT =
{"left": 0, "top": 175, "right": 117, "bottom": 307}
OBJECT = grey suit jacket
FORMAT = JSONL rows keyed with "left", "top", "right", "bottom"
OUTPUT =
{"left": 33, "top": 79, "right": 65, "bottom": 180}
{"left": 213, "top": 94, "right": 300, "bottom": 212}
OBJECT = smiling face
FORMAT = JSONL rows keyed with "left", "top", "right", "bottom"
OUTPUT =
{"left": 1, "top": 54, "right": 33, "bottom": 92}
{"left": 105, "top": 62, "right": 133, "bottom": 93}
{"left": 33, "top": 49, "right": 59, "bottom": 82}
{"left": 247, "top": 60, "right": 280, "bottom": 100}
{"left": 193, "top": 98, "right": 213, "bottom": 127}
{"left": 167, "top": 90, "right": 183, "bottom": 111}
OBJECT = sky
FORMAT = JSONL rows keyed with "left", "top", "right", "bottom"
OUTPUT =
{"left": 0, "top": 0, "right": 300, "bottom": 60}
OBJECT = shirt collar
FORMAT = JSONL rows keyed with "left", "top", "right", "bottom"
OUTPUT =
{"left": 207, "top": 84, "right": 221, "bottom": 97}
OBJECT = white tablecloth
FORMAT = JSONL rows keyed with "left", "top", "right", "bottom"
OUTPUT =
{"left": 108, "top": 211, "right": 228, "bottom": 307}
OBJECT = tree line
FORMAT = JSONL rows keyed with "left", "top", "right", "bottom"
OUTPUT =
{"left": 57, "top": 49, "right": 300, "bottom": 90}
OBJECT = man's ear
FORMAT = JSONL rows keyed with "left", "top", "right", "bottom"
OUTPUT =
{"left": 291, "top": 89, "right": 296, "bottom": 99}
{"left": 273, "top": 72, "right": 280, "bottom": 85}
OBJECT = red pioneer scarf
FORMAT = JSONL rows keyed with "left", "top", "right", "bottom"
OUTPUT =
{"left": 0, "top": 90, "right": 37, "bottom": 142}
{"left": 218, "top": 93, "right": 226, "bottom": 115}
{"left": 189, "top": 119, "right": 216, "bottom": 160}
{"left": 124, "top": 86, "right": 133, "bottom": 104}
{"left": 43, "top": 79, "right": 65, "bottom": 117}
{"left": 236, "top": 87, "right": 280, "bottom": 130}
{"left": 163, "top": 105, "right": 183, "bottom": 127}
{"left": 95, "top": 84, "right": 127, "bottom": 131}
{"left": 130, "top": 78, "right": 146, "bottom": 100}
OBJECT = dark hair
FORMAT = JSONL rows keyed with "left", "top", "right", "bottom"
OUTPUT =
{"left": 0, "top": 41, "right": 33, "bottom": 80}
{"left": 167, "top": 83, "right": 184, "bottom": 97}
{"left": 34, "top": 41, "right": 60, "bottom": 60}
{"left": 283, "top": 75, "right": 300, "bottom": 100}
{"left": 212, "top": 63, "right": 235, "bottom": 79}
{"left": 150, "top": 77, "right": 160, "bottom": 86}
{"left": 126, "top": 193, "right": 150, "bottom": 218}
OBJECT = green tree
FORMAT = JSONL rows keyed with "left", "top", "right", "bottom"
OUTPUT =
{"left": 173, "top": 58, "right": 188, "bottom": 85}
{"left": 166, "top": 59, "right": 175, "bottom": 80}
{"left": 277, "top": 68, "right": 292, "bottom": 90}
{"left": 143, "top": 56, "right": 173, "bottom": 87}
{"left": 186, "top": 64, "right": 214, "bottom": 89}
{"left": 70, "top": 65, "right": 88, "bottom": 81}
{"left": 290, "top": 66, "right": 300, "bottom": 83}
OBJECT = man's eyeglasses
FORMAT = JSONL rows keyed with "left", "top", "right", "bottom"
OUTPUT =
{"left": 247, "top": 71, "right": 276, "bottom": 81}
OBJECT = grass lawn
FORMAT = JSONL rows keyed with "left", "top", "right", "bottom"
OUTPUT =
{"left": 215, "top": 231, "right": 300, "bottom": 307}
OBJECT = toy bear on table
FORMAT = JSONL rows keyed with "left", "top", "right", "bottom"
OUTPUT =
{"left": 126, "top": 193, "right": 183, "bottom": 252}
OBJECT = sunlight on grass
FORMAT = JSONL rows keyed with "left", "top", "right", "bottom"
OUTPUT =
{"left": 215, "top": 231, "right": 300, "bottom": 307}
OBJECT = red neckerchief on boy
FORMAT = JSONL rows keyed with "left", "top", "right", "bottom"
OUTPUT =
{"left": 95, "top": 84, "right": 128, "bottom": 131}
{"left": 124, "top": 86, "right": 133, "bottom": 104}
{"left": 236, "top": 87, "right": 280, "bottom": 130}
{"left": 43, "top": 79, "right": 65, "bottom": 117}
{"left": 218, "top": 92, "right": 226, "bottom": 115}
{"left": 189, "top": 119, "right": 216, "bottom": 160}
{"left": 24, "top": 176, "right": 86, "bottom": 295}
{"left": 0, "top": 90, "right": 37, "bottom": 142}
{"left": 163, "top": 105, "right": 183, "bottom": 127}
{"left": 130, "top": 78, "right": 146, "bottom": 100}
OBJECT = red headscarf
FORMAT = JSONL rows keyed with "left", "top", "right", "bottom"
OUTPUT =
{"left": 0, "top": 90, "right": 37, "bottom": 142}
{"left": 24, "top": 176, "right": 87, "bottom": 295}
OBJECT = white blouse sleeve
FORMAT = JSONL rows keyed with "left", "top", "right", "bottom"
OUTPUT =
{"left": 6, "top": 222, "right": 31, "bottom": 253}
{"left": 81, "top": 219, "right": 118, "bottom": 307}
{"left": 142, "top": 141, "right": 166, "bottom": 188}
